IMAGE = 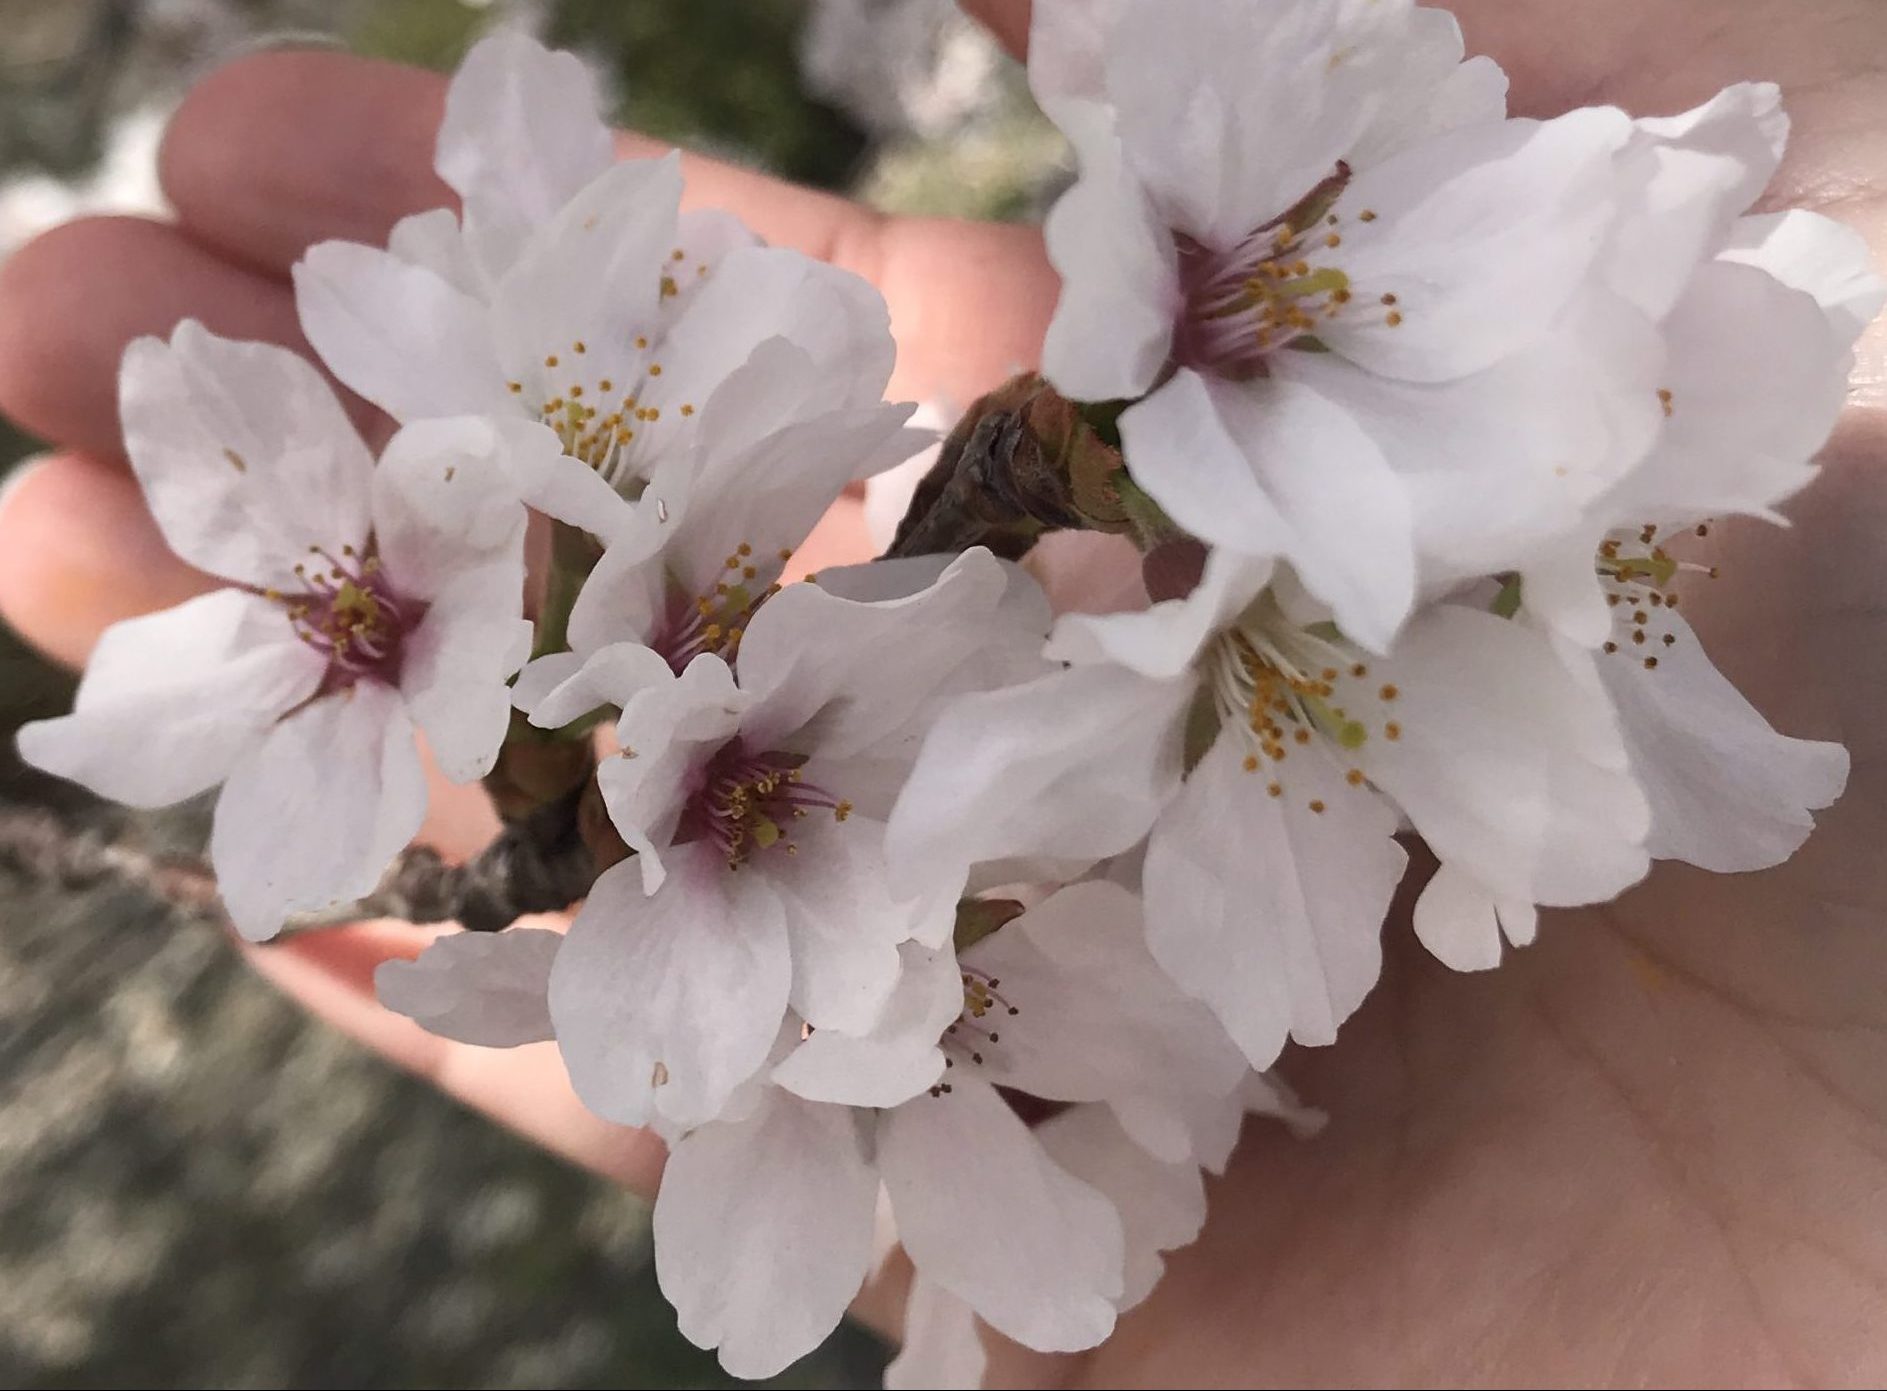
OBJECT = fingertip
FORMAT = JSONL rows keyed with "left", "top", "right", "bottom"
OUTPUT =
{"left": 0, "top": 451, "right": 211, "bottom": 669}
{"left": 161, "top": 48, "right": 452, "bottom": 274}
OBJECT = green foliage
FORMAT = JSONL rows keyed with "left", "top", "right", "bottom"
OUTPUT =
{"left": 549, "top": 0, "right": 867, "bottom": 187}
{"left": 350, "top": 0, "right": 494, "bottom": 69}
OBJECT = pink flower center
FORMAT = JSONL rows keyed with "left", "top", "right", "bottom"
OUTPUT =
{"left": 1172, "top": 163, "right": 1397, "bottom": 379}
{"left": 654, "top": 540, "right": 788, "bottom": 673}
{"left": 267, "top": 544, "right": 416, "bottom": 687}
{"left": 679, "top": 740, "right": 852, "bottom": 871}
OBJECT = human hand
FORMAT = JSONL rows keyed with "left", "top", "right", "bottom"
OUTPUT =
{"left": 2, "top": 1, "right": 1884, "bottom": 1383}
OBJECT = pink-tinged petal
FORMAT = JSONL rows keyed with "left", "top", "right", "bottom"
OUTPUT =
{"left": 1325, "top": 107, "right": 1632, "bottom": 383}
{"left": 434, "top": 30, "right": 614, "bottom": 287}
{"left": 654, "top": 1090, "right": 875, "bottom": 1380}
{"left": 549, "top": 848, "right": 791, "bottom": 1128}
{"left": 491, "top": 155, "right": 682, "bottom": 402}
{"left": 17, "top": 589, "right": 323, "bottom": 808}
{"left": 886, "top": 662, "right": 1189, "bottom": 897}
{"left": 883, "top": 1276, "right": 985, "bottom": 1391}
{"left": 399, "top": 563, "right": 531, "bottom": 785}
{"left": 1723, "top": 209, "right": 1887, "bottom": 346}
{"left": 1607, "top": 83, "right": 1788, "bottom": 321}
{"left": 294, "top": 242, "right": 507, "bottom": 423}
{"left": 773, "top": 941, "right": 959, "bottom": 1109}
{"left": 880, "top": 1077, "right": 1124, "bottom": 1351}
{"left": 1037, "top": 1104, "right": 1207, "bottom": 1310}
{"left": 1041, "top": 108, "right": 1180, "bottom": 402}
{"left": 120, "top": 322, "right": 375, "bottom": 588}
{"left": 1605, "top": 261, "right": 1852, "bottom": 523}
{"left": 374, "top": 928, "right": 561, "bottom": 1046}
{"left": 1144, "top": 732, "right": 1404, "bottom": 1067}
{"left": 211, "top": 682, "right": 428, "bottom": 941}
{"left": 1601, "top": 605, "right": 1848, "bottom": 873}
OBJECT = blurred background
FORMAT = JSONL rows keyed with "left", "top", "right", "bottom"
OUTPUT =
{"left": 0, "top": 1, "right": 1062, "bottom": 1384}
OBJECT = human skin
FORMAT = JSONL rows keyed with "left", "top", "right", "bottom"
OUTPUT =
{"left": 0, "top": 1, "right": 1884, "bottom": 1384}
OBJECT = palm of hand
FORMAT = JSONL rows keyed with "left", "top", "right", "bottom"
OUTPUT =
{"left": 0, "top": 2, "right": 1882, "bottom": 1385}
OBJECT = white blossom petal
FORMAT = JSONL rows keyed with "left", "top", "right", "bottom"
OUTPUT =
{"left": 398, "top": 563, "right": 531, "bottom": 784}
{"left": 1145, "top": 732, "right": 1405, "bottom": 1067}
{"left": 1117, "top": 369, "right": 1292, "bottom": 565}
{"left": 883, "top": 1276, "right": 985, "bottom": 1391}
{"left": 1036, "top": 1104, "right": 1207, "bottom": 1310}
{"left": 1723, "top": 209, "right": 1887, "bottom": 345}
{"left": 1104, "top": 0, "right": 1369, "bottom": 244}
{"left": 1200, "top": 373, "right": 1416, "bottom": 652}
{"left": 594, "top": 656, "right": 747, "bottom": 893}
{"left": 294, "top": 242, "right": 507, "bottom": 422}
{"left": 765, "top": 816, "right": 917, "bottom": 1035}
{"left": 386, "top": 208, "right": 480, "bottom": 297}
{"left": 374, "top": 928, "right": 561, "bottom": 1046}
{"left": 887, "top": 663, "right": 1189, "bottom": 896}
{"left": 17, "top": 589, "right": 323, "bottom": 808}
{"left": 739, "top": 548, "right": 1044, "bottom": 761}
{"left": 120, "top": 322, "right": 375, "bottom": 587}
{"left": 1325, "top": 107, "right": 1632, "bottom": 383}
{"left": 773, "top": 941, "right": 959, "bottom": 1108}
{"left": 879, "top": 1078, "right": 1123, "bottom": 1352}
{"left": 491, "top": 155, "right": 683, "bottom": 399}
{"left": 1604, "top": 260, "right": 1852, "bottom": 522}
{"left": 371, "top": 416, "right": 530, "bottom": 601}
{"left": 654, "top": 1089, "right": 876, "bottom": 1379}
{"left": 434, "top": 30, "right": 614, "bottom": 287}
{"left": 961, "top": 881, "right": 1248, "bottom": 1118}
{"left": 1607, "top": 83, "right": 1788, "bottom": 321}
{"left": 1361, "top": 604, "right": 1650, "bottom": 908}
{"left": 1041, "top": 108, "right": 1180, "bottom": 402}
{"left": 210, "top": 682, "right": 428, "bottom": 941}
{"left": 519, "top": 640, "right": 673, "bottom": 731}
{"left": 1048, "top": 546, "right": 1271, "bottom": 681}
{"left": 549, "top": 847, "right": 791, "bottom": 1128}
{"left": 1601, "top": 606, "right": 1848, "bottom": 872}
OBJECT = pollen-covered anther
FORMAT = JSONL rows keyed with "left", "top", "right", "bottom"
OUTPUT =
{"left": 266, "top": 542, "right": 413, "bottom": 682}
{"left": 684, "top": 741, "right": 853, "bottom": 871}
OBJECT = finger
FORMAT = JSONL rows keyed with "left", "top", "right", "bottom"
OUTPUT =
{"left": 241, "top": 919, "right": 667, "bottom": 1197}
{"left": 159, "top": 49, "right": 1057, "bottom": 405}
{"left": 0, "top": 451, "right": 210, "bottom": 667}
{"left": 958, "top": 0, "right": 1031, "bottom": 59}
{"left": 0, "top": 216, "right": 316, "bottom": 463}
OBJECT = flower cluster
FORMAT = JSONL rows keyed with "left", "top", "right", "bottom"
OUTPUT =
{"left": 18, "top": 7, "right": 1880, "bottom": 1386}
